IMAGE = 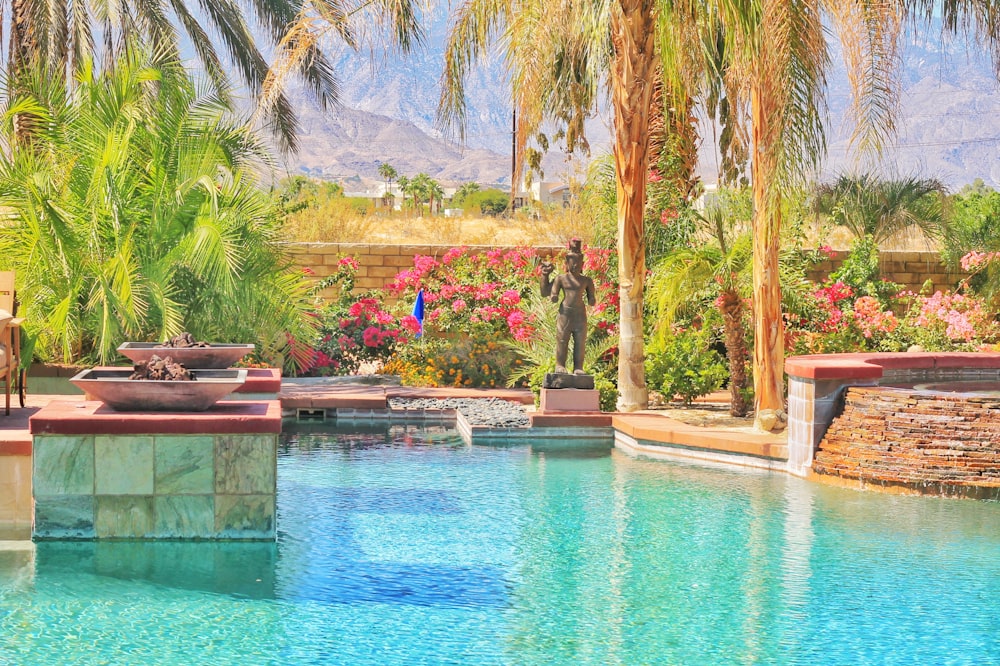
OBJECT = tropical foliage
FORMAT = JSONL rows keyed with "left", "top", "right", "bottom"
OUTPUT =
{"left": 0, "top": 52, "right": 315, "bottom": 368}
{"left": 4, "top": 0, "right": 423, "bottom": 152}
{"left": 813, "top": 173, "right": 947, "bottom": 246}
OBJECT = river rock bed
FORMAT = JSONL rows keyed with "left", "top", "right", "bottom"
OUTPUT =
{"left": 388, "top": 397, "right": 530, "bottom": 428}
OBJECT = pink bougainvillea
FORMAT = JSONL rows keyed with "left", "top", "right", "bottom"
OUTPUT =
{"left": 852, "top": 296, "right": 898, "bottom": 339}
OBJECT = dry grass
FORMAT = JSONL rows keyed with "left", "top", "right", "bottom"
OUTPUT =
{"left": 283, "top": 205, "right": 599, "bottom": 247}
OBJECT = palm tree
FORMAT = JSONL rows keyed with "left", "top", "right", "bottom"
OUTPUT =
{"left": 0, "top": 50, "right": 315, "bottom": 368}
{"left": 648, "top": 190, "right": 753, "bottom": 416}
{"left": 454, "top": 182, "right": 480, "bottom": 206}
{"left": 813, "top": 173, "right": 947, "bottom": 245}
{"left": 408, "top": 173, "right": 434, "bottom": 216}
{"left": 4, "top": 0, "right": 423, "bottom": 152}
{"left": 441, "top": 0, "right": 675, "bottom": 411}
{"left": 378, "top": 162, "right": 399, "bottom": 205}
{"left": 426, "top": 179, "right": 445, "bottom": 215}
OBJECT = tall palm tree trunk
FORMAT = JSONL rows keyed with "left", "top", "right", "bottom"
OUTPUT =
{"left": 719, "top": 289, "right": 749, "bottom": 417}
{"left": 610, "top": 0, "right": 656, "bottom": 412}
{"left": 750, "top": 81, "right": 785, "bottom": 431}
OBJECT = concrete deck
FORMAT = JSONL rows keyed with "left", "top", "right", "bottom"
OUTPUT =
{"left": 2, "top": 384, "right": 783, "bottom": 466}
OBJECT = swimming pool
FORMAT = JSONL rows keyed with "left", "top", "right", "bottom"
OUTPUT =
{"left": 2, "top": 422, "right": 999, "bottom": 664}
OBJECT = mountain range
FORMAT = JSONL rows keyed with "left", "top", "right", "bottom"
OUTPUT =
{"left": 283, "top": 15, "right": 1000, "bottom": 191}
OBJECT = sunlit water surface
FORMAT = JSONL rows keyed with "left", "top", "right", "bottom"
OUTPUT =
{"left": 1, "top": 423, "right": 999, "bottom": 665}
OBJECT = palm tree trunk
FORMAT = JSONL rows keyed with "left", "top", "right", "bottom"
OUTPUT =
{"left": 750, "top": 81, "right": 786, "bottom": 431}
{"left": 10, "top": 0, "right": 38, "bottom": 144}
{"left": 610, "top": 0, "right": 656, "bottom": 412}
{"left": 719, "top": 290, "right": 749, "bottom": 417}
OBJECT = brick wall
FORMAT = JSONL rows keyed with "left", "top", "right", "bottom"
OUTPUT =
{"left": 806, "top": 250, "right": 968, "bottom": 294}
{"left": 283, "top": 243, "right": 562, "bottom": 301}
{"left": 284, "top": 244, "right": 968, "bottom": 301}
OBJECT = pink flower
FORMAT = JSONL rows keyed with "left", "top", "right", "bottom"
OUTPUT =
{"left": 400, "top": 315, "right": 421, "bottom": 334}
{"left": 362, "top": 326, "right": 381, "bottom": 347}
{"left": 338, "top": 256, "right": 359, "bottom": 270}
{"left": 660, "top": 209, "right": 677, "bottom": 225}
{"left": 648, "top": 169, "right": 663, "bottom": 183}
{"left": 442, "top": 247, "right": 467, "bottom": 264}
{"left": 499, "top": 289, "right": 521, "bottom": 306}
{"left": 960, "top": 251, "right": 1000, "bottom": 272}
{"left": 302, "top": 267, "right": 315, "bottom": 275}
{"left": 818, "top": 245, "right": 835, "bottom": 259}
{"left": 452, "top": 299, "right": 467, "bottom": 313}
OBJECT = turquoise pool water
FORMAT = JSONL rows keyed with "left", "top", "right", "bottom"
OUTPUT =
{"left": 2, "top": 423, "right": 1000, "bottom": 665}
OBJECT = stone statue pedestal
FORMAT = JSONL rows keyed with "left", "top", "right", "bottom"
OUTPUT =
{"left": 543, "top": 372, "right": 595, "bottom": 390}
{"left": 540, "top": 388, "right": 600, "bottom": 412}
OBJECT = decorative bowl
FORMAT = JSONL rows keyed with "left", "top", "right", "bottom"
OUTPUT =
{"left": 70, "top": 368, "right": 248, "bottom": 411}
{"left": 117, "top": 342, "right": 255, "bottom": 369}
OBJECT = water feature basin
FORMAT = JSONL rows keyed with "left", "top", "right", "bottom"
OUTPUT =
{"left": 69, "top": 367, "right": 247, "bottom": 411}
{"left": 117, "top": 341, "right": 255, "bottom": 369}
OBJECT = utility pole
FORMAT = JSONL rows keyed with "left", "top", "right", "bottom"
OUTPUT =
{"left": 510, "top": 108, "right": 517, "bottom": 213}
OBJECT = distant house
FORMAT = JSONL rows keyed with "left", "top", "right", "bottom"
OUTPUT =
{"left": 519, "top": 181, "right": 574, "bottom": 208}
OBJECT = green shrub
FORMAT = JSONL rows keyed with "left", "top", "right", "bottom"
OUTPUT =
{"left": 645, "top": 329, "right": 727, "bottom": 405}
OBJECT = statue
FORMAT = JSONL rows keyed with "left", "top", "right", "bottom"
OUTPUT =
{"left": 540, "top": 239, "right": 596, "bottom": 375}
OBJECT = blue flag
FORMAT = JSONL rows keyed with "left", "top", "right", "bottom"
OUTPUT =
{"left": 412, "top": 288, "right": 425, "bottom": 338}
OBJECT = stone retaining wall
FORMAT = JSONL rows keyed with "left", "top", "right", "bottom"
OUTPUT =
{"left": 813, "top": 386, "right": 1000, "bottom": 499}
{"left": 283, "top": 242, "right": 561, "bottom": 302}
{"left": 285, "top": 245, "right": 968, "bottom": 301}
{"left": 806, "top": 250, "right": 967, "bottom": 294}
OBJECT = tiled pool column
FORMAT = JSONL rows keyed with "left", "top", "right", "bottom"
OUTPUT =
{"left": 30, "top": 401, "right": 281, "bottom": 540}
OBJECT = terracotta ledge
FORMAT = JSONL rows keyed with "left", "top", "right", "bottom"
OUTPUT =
{"left": 529, "top": 412, "right": 612, "bottom": 428}
{"left": 237, "top": 368, "right": 282, "bottom": 393}
{"left": 0, "top": 440, "right": 31, "bottom": 456}
{"left": 29, "top": 400, "right": 281, "bottom": 435}
{"left": 612, "top": 413, "right": 788, "bottom": 461}
{"left": 279, "top": 384, "right": 388, "bottom": 410}
{"left": 785, "top": 352, "right": 1000, "bottom": 381}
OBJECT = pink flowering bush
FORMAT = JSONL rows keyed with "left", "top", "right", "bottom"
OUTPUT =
{"left": 296, "top": 257, "right": 410, "bottom": 376}
{"left": 386, "top": 245, "right": 620, "bottom": 389}
{"left": 785, "top": 278, "right": 998, "bottom": 354}
{"left": 785, "top": 281, "right": 902, "bottom": 354}
{"left": 896, "top": 290, "right": 999, "bottom": 349}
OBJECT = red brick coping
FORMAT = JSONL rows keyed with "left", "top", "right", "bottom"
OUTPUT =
{"left": 785, "top": 352, "right": 1000, "bottom": 381}
{"left": 29, "top": 400, "right": 281, "bottom": 435}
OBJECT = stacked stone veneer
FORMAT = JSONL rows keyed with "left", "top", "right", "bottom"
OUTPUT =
{"left": 785, "top": 353, "right": 1000, "bottom": 495}
{"left": 30, "top": 401, "right": 281, "bottom": 540}
{"left": 813, "top": 385, "right": 1000, "bottom": 498}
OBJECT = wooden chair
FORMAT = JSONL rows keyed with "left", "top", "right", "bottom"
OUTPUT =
{"left": 0, "top": 271, "right": 24, "bottom": 415}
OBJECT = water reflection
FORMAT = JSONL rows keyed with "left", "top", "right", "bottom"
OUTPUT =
{"left": 33, "top": 541, "right": 278, "bottom": 599}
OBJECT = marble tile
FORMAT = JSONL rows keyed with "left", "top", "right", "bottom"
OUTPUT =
{"left": 154, "top": 495, "right": 214, "bottom": 538}
{"left": 33, "top": 435, "right": 94, "bottom": 495}
{"left": 34, "top": 495, "right": 95, "bottom": 539}
{"left": 155, "top": 436, "right": 214, "bottom": 495}
{"left": 215, "top": 435, "right": 276, "bottom": 495}
{"left": 215, "top": 495, "right": 275, "bottom": 539}
{"left": 95, "top": 436, "right": 154, "bottom": 495}
{"left": 94, "top": 495, "right": 154, "bottom": 538}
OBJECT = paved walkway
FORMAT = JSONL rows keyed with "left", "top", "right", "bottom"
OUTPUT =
{"left": 1, "top": 386, "right": 787, "bottom": 464}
